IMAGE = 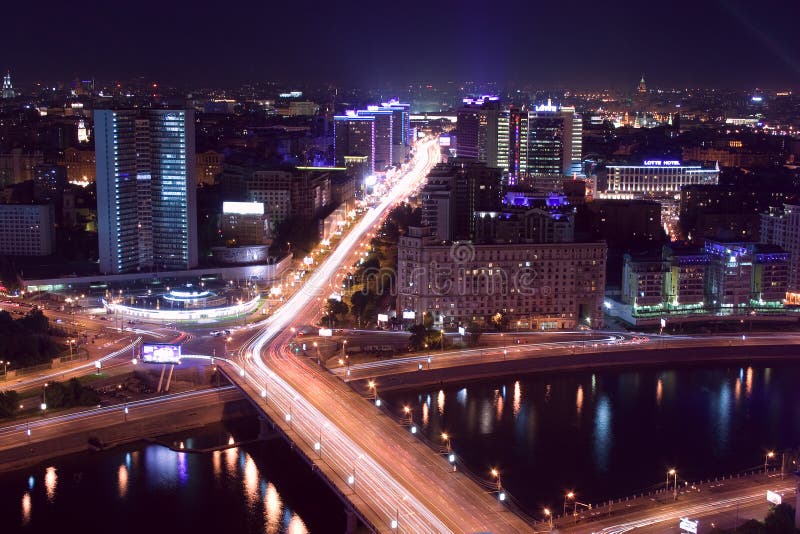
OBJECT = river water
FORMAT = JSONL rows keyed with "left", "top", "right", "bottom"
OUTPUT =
{"left": 382, "top": 362, "right": 800, "bottom": 515}
{"left": 0, "top": 417, "right": 345, "bottom": 533}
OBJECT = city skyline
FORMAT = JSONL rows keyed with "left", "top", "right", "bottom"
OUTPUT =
{"left": 4, "top": 0, "right": 800, "bottom": 89}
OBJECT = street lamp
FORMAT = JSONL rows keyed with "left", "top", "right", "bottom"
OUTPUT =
{"left": 564, "top": 491, "right": 575, "bottom": 517}
{"left": 490, "top": 467, "right": 501, "bottom": 490}
{"left": 667, "top": 468, "right": 677, "bottom": 501}
{"left": 367, "top": 380, "right": 380, "bottom": 405}
{"left": 544, "top": 507, "right": 553, "bottom": 529}
{"left": 41, "top": 382, "right": 48, "bottom": 412}
{"left": 441, "top": 432, "right": 451, "bottom": 452}
{"left": 765, "top": 451, "right": 775, "bottom": 474}
{"left": 0, "top": 360, "right": 8, "bottom": 378}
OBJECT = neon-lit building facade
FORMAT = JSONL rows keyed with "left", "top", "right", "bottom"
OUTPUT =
{"left": 620, "top": 241, "right": 789, "bottom": 322}
{"left": 333, "top": 113, "right": 375, "bottom": 174}
{"left": 380, "top": 99, "right": 412, "bottom": 163}
{"left": 606, "top": 160, "right": 719, "bottom": 195}
{"left": 357, "top": 108, "right": 393, "bottom": 171}
{"left": 527, "top": 100, "right": 582, "bottom": 177}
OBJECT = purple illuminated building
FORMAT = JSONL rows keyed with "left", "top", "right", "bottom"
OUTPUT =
{"left": 357, "top": 107, "right": 393, "bottom": 171}
{"left": 334, "top": 112, "right": 375, "bottom": 174}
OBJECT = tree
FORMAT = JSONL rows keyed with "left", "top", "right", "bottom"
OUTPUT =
{"left": 466, "top": 321, "right": 484, "bottom": 347}
{"left": 764, "top": 504, "right": 796, "bottom": 534}
{"left": 408, "top": 324, "right": 427, "bottom": 351}
{"left": 0, "top": 390, "right": 19, "bottom": 418}
{"left": 19, "top": 308, "right": 49, "bottom": 334}
{"left": 325, "top": 299, "right": 349, "bottom": 327}
{"left": 490, "top": 312, "right": 510, "bottom": 332}
{"left": 425, "top": 329, "right": 444, "bottom": 350}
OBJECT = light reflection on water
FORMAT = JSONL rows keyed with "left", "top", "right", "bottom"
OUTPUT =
{"left": 593, "top": 395, "right": 612, "bottom": 472}
{"left": 656, "top": 378, "right": 663, "bottom": 406}
{"left": 13, "top": 442, "right": 311, "bottom": 533}
{"left": 117, "top": 464, "right": 128, "bottom": 498}
{"left": 21, "top": 492, "right": 31, "bottom": 525}
{"left": 44, "top": 467, "right": 56, "bottom": 502}
{"left": 387, "top": 363, "right": 800, "bottom": 508}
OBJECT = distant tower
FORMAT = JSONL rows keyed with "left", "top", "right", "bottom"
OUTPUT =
{"left": 637, "top": 75, "right": 647, "bottom": 94}
{"left": 2, "top": 71, "right": 14, "bottom": 99}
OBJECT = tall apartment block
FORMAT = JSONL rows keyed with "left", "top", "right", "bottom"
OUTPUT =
{"left": 95, "top": 108, "right": 197, "bottom": 274}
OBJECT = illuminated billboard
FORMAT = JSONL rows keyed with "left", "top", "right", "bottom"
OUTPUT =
{"left": 222, "top": 202, "right": 264, "bottom": 215}
{"left": 643, "top": 160, "right": 681, "bottom": 166}
{"left": 141, "top": 344, "right": 182, "bottom": 364}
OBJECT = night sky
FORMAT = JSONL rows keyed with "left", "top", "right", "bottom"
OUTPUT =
{"left": 5, "top": 0, "right": 800, "bottom": 88}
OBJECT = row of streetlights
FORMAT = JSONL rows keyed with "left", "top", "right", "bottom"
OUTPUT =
{"left": 549, "top": 452, "right": 786, "bottom": 528}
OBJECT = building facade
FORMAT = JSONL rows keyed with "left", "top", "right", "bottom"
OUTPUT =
{"left": 220, "top": 201, "right": 269, "bottom": 245}
{"left": 606, "top": 160, "right": 719, "bottom": 196}
{"left": 357, "top": 108, "right": 393, "bottom": 171}
{"left": 333, "top": 113, "right": 375, "bottom": 174}
{"left": 0, "top": 204, "right": 55, "bottom": 256}
{"left": 527, "top": 100, "right": 582, "bottom": 177}
{"left": 95, "top": 108, "right": 197, "bottom": 274}
{"left": 620, "top": 241, "right": 789, "bottom": 320}
{"left": 397, "top": 226, "right": 607, "bottom": 329}
{"left": 420, "top": 161, "right": 502, "bottom": 241}
{"left": 760, "top": 204, "right": 800, "bottom": 303}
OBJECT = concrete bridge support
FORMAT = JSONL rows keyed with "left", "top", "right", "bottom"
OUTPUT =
{"left": 345, "top": 506, "right": 359, "bottom": 534}
{"left": 258, "top": 418, "right": 277, "bottom": 440}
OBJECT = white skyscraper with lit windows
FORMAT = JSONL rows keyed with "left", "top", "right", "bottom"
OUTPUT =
{"left": 95, "top": 108, "right": 197, "bottom": 274}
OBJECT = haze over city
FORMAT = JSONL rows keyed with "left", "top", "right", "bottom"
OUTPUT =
{"left": 1, "top": 1, "right": 800, "bottom": 533}
{"left": 4, "top": 0, "right": 800, "bottom": 88}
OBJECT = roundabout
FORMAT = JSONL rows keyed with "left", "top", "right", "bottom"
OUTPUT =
{"left": 102, "top": 282, "right": 261, "bottom": 323}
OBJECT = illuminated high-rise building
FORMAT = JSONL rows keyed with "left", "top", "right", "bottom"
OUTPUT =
{"left": 486, "top": 106, "right": 528, "bottom": 183}
{"left": 95, "top": 108, "right": 197, "bottom": 274}
{"left": 455, "top": 95, "right": 500, "bottom": 161}
{"left": 1, "top": 71, "right": 13, "bottom": 99}
{"left": 379, "top": 100, "right": 412, "bottom": 165}
{"left": 527, "top": 100, "right": 583, "bottom": 177}
{"left": 334, "top": 112, "right": 376, "bottom": 174}
{"left": 357, "top": 108, "right": 393, "bottom": 171}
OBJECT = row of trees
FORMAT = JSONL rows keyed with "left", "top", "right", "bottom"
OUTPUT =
{"left": 0, "top": 308, "right": 64, "bottom": 367}
{"left": 334, "top": 204, "right": 421, "bottom": 327}
{"left": 0, "top": 378, "right": 100, "bottom": 419}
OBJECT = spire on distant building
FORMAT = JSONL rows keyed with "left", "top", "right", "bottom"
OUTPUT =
{"left": 637, "top": 75, "right": 647, "bottom": 94}
{"left": 2, "top": 71, "right": 14, "bottom": 99}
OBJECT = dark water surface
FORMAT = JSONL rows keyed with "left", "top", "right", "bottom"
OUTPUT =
{"left": 382, "top": 362, "right": 800, "bottom": 514}
{"left": 0, "top": 417, "right": 345, "bottom": 533}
